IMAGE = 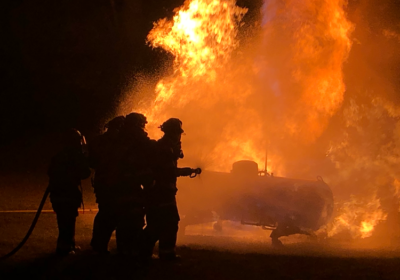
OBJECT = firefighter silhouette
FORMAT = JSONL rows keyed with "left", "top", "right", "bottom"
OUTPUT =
{"left": 90, "top": 113, "right": 155, "bottom": 256}
{"left": 116, "top": 112, "right": 156, "bottom": 256}
{"left": 89, "top": 116, "right": 125, "bottom": 254}
{"left": 143, "top": 118, "right": 201, "bottom": 261}
{"left": 48, "top": 128, "right": 91, "bottom": 256}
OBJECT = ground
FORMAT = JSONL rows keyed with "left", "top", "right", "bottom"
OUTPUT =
{"left": 1, "top": 211, "right": 400, "bottom": 280}
{"left": 1, "top": 176, "right": 400, "bottom": 279}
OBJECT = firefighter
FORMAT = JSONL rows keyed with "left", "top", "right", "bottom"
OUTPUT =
{"left": 143, "top": 118, "right": 201, "bottom": 261}
{"left": 89, "top": 116, "right": 125, "bottom": 254}
{"left": 115, "top": 112, "right": 156, "bottom": 256}
{"left": 48, "top": 128, "right": 91, "bottom": 256}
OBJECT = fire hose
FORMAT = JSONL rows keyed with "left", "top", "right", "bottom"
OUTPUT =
{"left": 0, "top": 186, "right": 50, "bottom": 260}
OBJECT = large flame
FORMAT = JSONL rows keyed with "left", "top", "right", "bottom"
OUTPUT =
{"left": 135, "top": 0, "right": 352, "bottom": 174}
{"left": 260, "top": 0, "right": 352, "bottom": 143}
{"left": 147, "top": 0, "right": 246, "bottom": 86}
{"left": 124, "top": 0, "right": 400, "bottom": 239}
{"left": 141, "top": 0, "right": 265, "bottom": 170}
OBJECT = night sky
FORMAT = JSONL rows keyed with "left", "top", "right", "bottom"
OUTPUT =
{"left": 1, "top": 0, "right": 263, "bottom": 145}
{"left": 1, "top": 0, "right": 182, "bottom": 144}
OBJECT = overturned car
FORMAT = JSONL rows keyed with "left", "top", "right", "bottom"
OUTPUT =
{"left": 177, "top": 160, "right": 334, "bottom": 246}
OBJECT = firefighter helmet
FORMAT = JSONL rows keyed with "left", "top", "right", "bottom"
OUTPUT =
{"left": 125, "top": 112, "right": 147, "bottom": 129}
{"left": 160, "top": 118, "right": 184, "bottom": 134}
{"left": 104, "top": 116, "right": 125, "bottom": 131}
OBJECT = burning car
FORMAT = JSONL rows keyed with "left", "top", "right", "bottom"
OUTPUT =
{"left": 177, "top": 160, "right": 334, "bottom": 246}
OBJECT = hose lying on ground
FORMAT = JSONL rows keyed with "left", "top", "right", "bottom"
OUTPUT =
{"left": 0, "top": 186, "right": 50, "bottom": 260}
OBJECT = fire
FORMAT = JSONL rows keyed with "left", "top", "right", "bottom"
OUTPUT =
{"left": 360, "top": 221, "right": 374, "bottom": 237}
{"left": 147, "top": 0, "right": 246, "bottom": 84}
{"left": 125, "top": 0, "right": 400, "bottom": 239}
{"left": 145, "top": 0, "right": 247, "bottom": 120}
{"left": 328, "top": 195, "right": 387, "bottom": 239}
{"left": 139, "top": 0, "right": 264, "bottom": 171}
{"left": 133, "top": 0, "right": 353, "bottom": 174}
{"left": 260, "top": 0, "right": 353, "bottom": 143}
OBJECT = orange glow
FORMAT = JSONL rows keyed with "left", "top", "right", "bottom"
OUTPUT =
{"left": 134, "top": 0, "right": 352, "bottom": 174}
{"left": 261, "top": 0, "right": 353, "bottom": 142}
{"left": 360, "top": 221, "right": 374, "bottom": 237}
{"left": 146, "top": 0, "right": 247, "bottom": 116}
{"left": 125, "top": 0, "right": 399, "bottom": 239}
{"left": 328, "top": 195, "right": 387, "bottom": 239}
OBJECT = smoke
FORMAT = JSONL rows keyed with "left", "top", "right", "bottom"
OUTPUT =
{"left": 120, "top": 0, "right": 400, "bottom": 240}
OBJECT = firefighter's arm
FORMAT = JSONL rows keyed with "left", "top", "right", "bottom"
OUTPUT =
{"left": 176, "top": 167, "right": 202, "bottom": 177}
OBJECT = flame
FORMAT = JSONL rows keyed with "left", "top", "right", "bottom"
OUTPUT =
{"left": 147, "top": 0, "right": 246, "bottom": 84}
{"left": 132, "top": 0, "right": 352, "bottom": 174}
{"left": 145, "top": 0, "right": 247, "bottom": 120}
{"left": 260, "top": 0, "right": 353, "bottom": 143}
{"left": 328, "top": 195, "right": 387, "bottom": 239}
{"left": 139, "top": 0, "right": 263, "bottom": 171}
{"left": 125, "top": 0, "right": 400, "bottom": 240}
{"left": 326, "top": 97, "right": 400, "bottom": 238}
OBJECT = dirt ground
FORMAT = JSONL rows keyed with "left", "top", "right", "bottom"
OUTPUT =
{"left": 1, "top": 170, "right": 400, "bottom": 280}
{"left": 1, "top": 211, "right": 400, "bottom": 280}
